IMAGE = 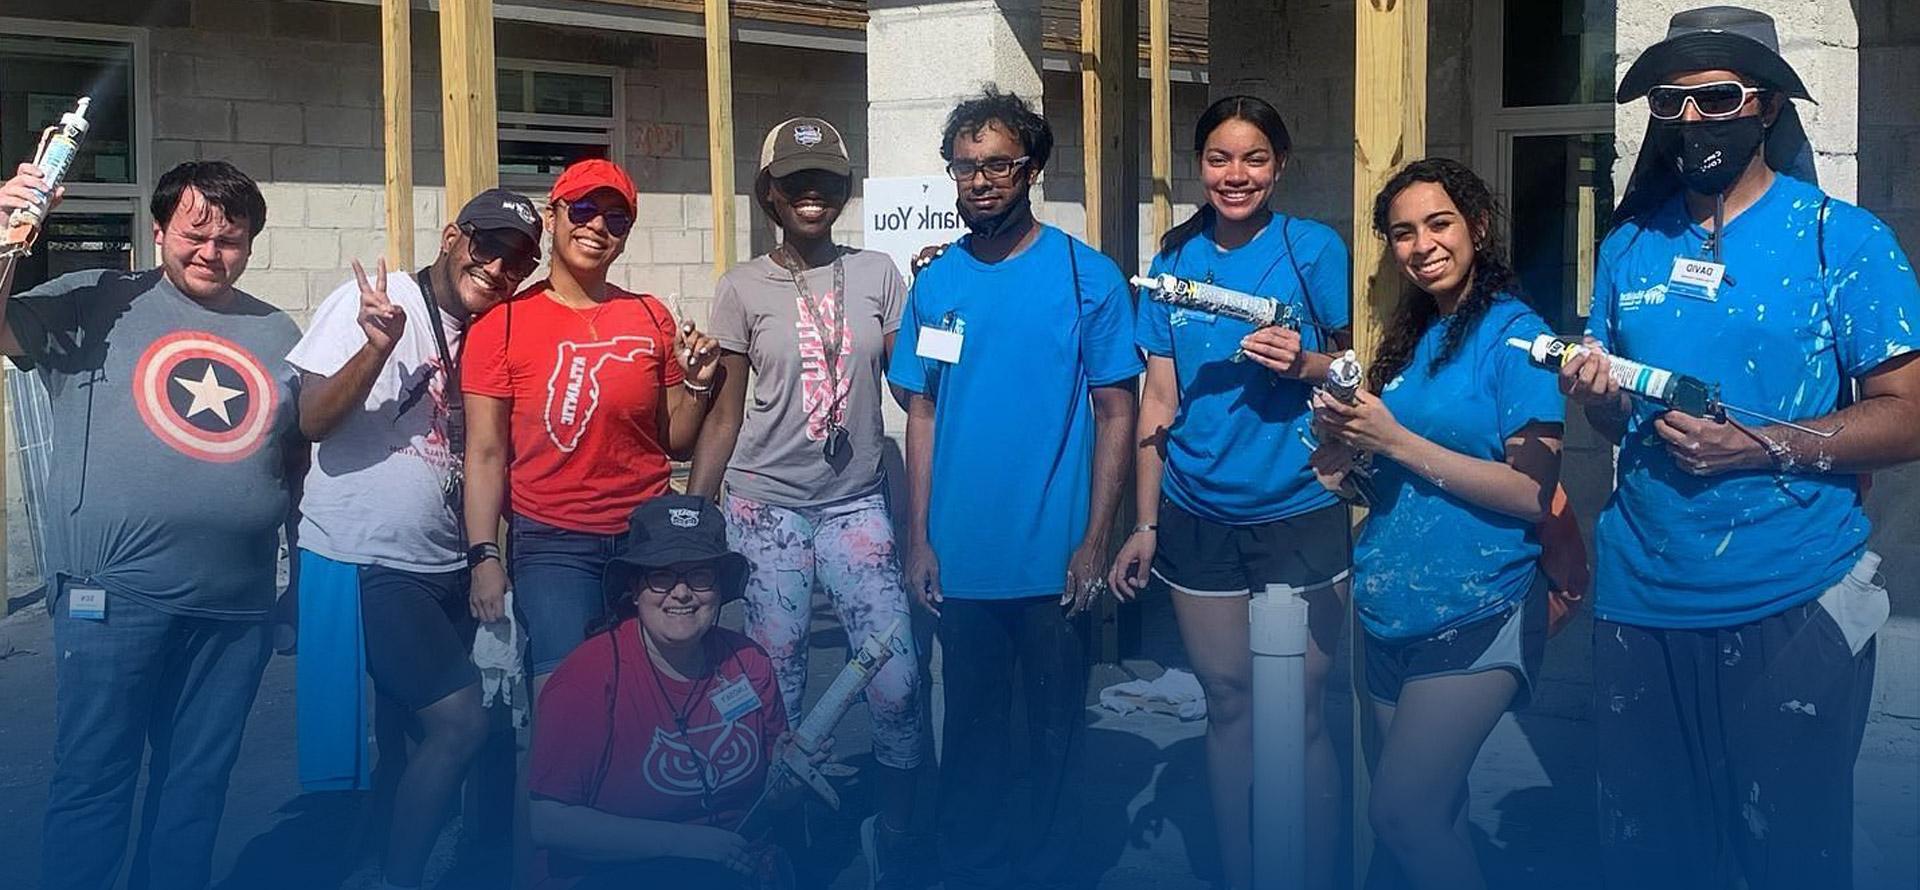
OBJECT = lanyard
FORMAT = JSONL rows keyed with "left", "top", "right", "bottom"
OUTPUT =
{"left": 775, "top": 245, "right": 850, "bottom": 439}
{"left": 413, "top": 269, "right": 467, "bottom": 514}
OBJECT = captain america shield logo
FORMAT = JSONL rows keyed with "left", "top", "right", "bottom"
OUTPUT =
{"left": 133, "top": 331, "right": 280, "bottom": 463}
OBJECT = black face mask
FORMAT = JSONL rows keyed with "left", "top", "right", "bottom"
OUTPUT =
{"left": 960, "top": 185, "right": 1033, "bottom": 239}
{"left": 1660, "top": 116, "right": 1767, "bottom": 197}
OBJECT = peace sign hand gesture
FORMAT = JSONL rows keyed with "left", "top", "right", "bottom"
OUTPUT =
{"left": 353, "top": 258, "right": 406, "bottom": 355}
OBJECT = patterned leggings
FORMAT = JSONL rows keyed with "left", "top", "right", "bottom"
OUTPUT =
{"left": 724, "top": 491, "right": 923, "bottom": 770}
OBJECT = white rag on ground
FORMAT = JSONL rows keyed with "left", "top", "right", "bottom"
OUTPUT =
{"left": 1097, "top": 668, "right": 1207, "bottom": 721}
{"left": 472, "top": 587, "right": 528, "bottom": 728}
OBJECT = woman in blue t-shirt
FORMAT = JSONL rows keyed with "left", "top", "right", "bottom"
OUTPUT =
{"left": 1309, "top": 157, "right": 1563, "bottom": 889}
{"left": 1106, "top": 95, "right": 1353, "bottom": 890}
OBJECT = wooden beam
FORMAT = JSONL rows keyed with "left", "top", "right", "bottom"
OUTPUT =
{"left": 1351, "top": 0, "right": 1426, "bottom": 881}
{"left": 382, "top": 0, "right": 414, "bottom": 266}
{"left": 1080, "top": 0, "right": 1140, "bottom": 663}
{"left": 439, "top": 0, "right": 499, "bottom": 212}
{"left": 705, "top": 0, "right": 737, "bottom": 277}
{"left": 1148, "top": 0, "right": 1172, "bottom": 244}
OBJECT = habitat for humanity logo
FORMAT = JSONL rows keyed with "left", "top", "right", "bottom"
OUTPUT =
{"left": 1618, "top": 284, "right": 1668, "bottom": 311}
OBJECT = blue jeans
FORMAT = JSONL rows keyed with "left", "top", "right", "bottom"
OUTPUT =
{"left": 508, "top": 515, "right": 623, "bottom": 675}
{"left": 43, "top": 585, "right": 271, "bottom": 890}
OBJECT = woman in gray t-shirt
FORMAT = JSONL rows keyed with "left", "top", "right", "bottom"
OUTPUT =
{"left": 687, "top": 117, "right": 923, "bottom": 886}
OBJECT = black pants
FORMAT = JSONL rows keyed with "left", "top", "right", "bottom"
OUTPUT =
{"left": 1594, "top": 598, "right": 1876, "bottom": 890}
{"left": 936, "top": 596, "right": 1088, "bottom": 890}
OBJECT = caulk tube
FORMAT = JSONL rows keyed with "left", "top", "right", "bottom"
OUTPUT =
{"left": 1131, "top": 273, "right": 1284, "bottom": 327}
{"left": 4, "top": 97, "right": 91, "bottom": 257}
{"left": 1320, "top": 350, "right": 1375, "bottom": 505}
{"left": 1250, "top": 583, "right": 1309, "bottom": 890}
{"left": 737, "top": 618, "right": 902, "bottom": 836}
{"left": 1508, "top": 334, "right": 1678, "bottom": 403}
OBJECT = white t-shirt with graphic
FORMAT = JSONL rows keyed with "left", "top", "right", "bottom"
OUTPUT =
{"left": 289, "top": 270, "right": 467, "bottom": 572}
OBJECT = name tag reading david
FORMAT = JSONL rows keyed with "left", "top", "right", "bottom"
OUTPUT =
{"left": 1668, "top": 257, "right": 1726, "bottom": 302}
{"left": 711, "top": 676, "right": 762, "bottom": 723}
{"left": 916, "top": 326, "right": 965, "bottom": 364}
{"left": 69, "top": 587, "right": 107, "bottom": 621}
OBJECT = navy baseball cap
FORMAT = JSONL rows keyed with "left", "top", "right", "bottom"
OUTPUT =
{"left": 454, "top": 188, "right": 542, "bottom": 243}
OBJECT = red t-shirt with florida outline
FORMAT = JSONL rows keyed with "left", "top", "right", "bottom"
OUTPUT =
{"left": 462, "top": 281, "right": 684, "bottom": 534}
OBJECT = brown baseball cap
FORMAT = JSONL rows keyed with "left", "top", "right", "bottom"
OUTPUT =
{"left": 759, "top": 117, "right": 852, "bottom": 179}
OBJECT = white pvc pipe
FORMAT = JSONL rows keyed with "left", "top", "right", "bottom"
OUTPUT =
{"left": 1250, "top": 582, "right": 1310, "bottom": 889}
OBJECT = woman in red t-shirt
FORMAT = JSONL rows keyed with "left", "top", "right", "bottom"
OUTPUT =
{"left": 529, "top": 494, "right": 811, "bottom": 889}
{"left": 462, "top": 159, "right": 721, "bottom": 685}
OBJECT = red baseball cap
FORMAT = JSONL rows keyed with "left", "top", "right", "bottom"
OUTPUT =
{"left": 549, "top": 158, "right": 637, "bottom": 210}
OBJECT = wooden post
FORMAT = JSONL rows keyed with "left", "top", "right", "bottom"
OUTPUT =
{"left": 1149, "top": 0, "right": 1173, "bottom": 243}
{"left": 1080, "top": 0, "right": 1140, "bottom": 663}
{"left": 439, "top": 0, "right": 499, "bottom": 212}
{"left": 382, "top": 0, "right": 414, "bottom": 265}
{"left": 705, "top": 0, "right": 737, "bottom": 277}
{"left": 1351, "top": 0, "right": 1426, "bottom": 881}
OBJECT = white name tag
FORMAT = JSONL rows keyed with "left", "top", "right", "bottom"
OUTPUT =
{"left": 1668, "top": 257, "right": 1726, "bottom": 301}
{"left": 69, "top": 587, "right": 107, "bottom": 621}
{"left": 915, "top": 326, "right": 965, "bottom": 364}
{"left": 710, "top": 676, "right": 762, "bottom": 723}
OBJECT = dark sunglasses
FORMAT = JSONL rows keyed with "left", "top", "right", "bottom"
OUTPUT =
{"left": 640, "top": 565, "right": 719, "bottom": 594}
{"left": 1646, "top": 81, "right": 1766, "bottom": 121}
{"left": 559, "top": 198, "right": 635, "bottom": 238}
{"left": 460, "top": 224, "right": 539, "bottom": 280}
{"left": 945, "top": 155, "right": 1031, "bottom": 183}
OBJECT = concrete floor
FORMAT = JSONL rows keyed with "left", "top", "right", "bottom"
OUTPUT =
{"left": 2, "top": 583, "right": 1914, "bottom": 890}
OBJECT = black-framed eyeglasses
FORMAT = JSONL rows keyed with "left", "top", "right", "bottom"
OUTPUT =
{"left": 1646, "top": 81, "right": 1766, "bottom": 121}
{"left": 558, "top": 198, "right": 636, "bottom": 238}
{"left": 459, "top": 224, "right": 540, "bottom": 280}
{"left": 945, "top": 155, "right": 1032, "bottom": 182}
{"left": 641, "top": 565, "right": 719, "bottom": 594}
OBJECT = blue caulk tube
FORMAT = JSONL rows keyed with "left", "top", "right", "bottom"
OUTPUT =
{"left": 4, "top": 97, "right": 92, "bottom": 259}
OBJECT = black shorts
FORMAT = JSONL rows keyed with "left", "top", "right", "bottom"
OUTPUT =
{"left": 359, "top": 564, "right": 479, "bottom": 710}
{"left": 1151, "top": 499, "right": 1352, "bottom": 597}
{"left": 1364, "top": 572, "right": 1548, "bottom": 708}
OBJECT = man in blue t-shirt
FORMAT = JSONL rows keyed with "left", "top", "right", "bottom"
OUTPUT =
{"left": 2, "top": 162, "right": 303, "bottom": 890}
{"left": 1562, "top": 9, "right": 1920, "bottom": 889}
{"left": 889, "top": 87, "right": 1141, "bottom": 890}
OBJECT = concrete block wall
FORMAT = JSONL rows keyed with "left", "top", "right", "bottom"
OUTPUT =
{"left": 117, "top": 0, "right": 876, "bottom": 329}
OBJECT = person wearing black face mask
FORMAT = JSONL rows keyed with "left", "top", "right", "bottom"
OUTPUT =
{"left": 1560, "top": 7, "right": 1920, "bottom": 890}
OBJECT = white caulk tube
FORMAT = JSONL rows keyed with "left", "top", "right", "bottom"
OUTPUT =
{"left": 1250, "top": 582, "right": 1309, "bottom": 889}
{"left": 4, "top": 97, "right": 91, "bottom": 258}
{"left": 737, "top": 617, "right": 901, "bottom": 835}
{"left": 1507, "top": 334, "right": 1677, "bottom": 402}
{"left": 1131, "top": 273, "right": 1291, "bottom": 327}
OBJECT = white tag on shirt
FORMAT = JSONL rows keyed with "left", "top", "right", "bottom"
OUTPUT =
{"left": 1667, "top": 257, "right": 1726, "bottom": 302}
{"left": 710, "top": 676, "right": 762, "bottom": 723}
{"left": 69, "top": 587, "right": 107, "bottom": 621}
{"left": 915, "top": 326, "right": 965, "bottom": 364}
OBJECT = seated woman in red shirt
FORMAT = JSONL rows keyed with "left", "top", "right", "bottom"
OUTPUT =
{"left": 461, "top": 158, "right": 722, "bottom": 688}
{"left": 529, "top": 494, "right": 817, "bottom": 889}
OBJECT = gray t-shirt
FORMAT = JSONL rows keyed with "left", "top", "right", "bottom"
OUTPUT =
{"left": 709, "top": 249, "right": 905, "bottom": 507}
{"left": 7, "top": 269, "right": 302, "bottom": 619}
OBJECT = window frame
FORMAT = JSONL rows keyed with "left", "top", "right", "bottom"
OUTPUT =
{"left": 495, "top": 56, "right": 624, "bottom": 190}
{"left": 0, "top": 17, "right": 152, "bottom": 269}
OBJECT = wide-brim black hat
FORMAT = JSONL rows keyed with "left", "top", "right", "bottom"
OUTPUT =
{"left": 603, "top": 493, "right": 748, "bottom": 606}
{"left": 1617, "top": 6, "right": 1813, "bottom": 103}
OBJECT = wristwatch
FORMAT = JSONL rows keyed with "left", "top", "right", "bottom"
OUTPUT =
{"left": 466, "top": 541, "right": 502, "bottom": 568}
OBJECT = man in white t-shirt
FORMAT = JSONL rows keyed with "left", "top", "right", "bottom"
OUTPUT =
{"left": 287, "top": 188, "right": 541, "bottom": 890}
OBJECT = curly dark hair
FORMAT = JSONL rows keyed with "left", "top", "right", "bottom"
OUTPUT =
{"left": 940, "top": 85, "right": 1053, "bottom": 172}
{"left": 1365, "top": 157, "right": 1519, "bottom": 394}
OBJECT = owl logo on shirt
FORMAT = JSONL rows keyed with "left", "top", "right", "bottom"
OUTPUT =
{"left": 641, "top": 720, "right": 761, "bottom": 799}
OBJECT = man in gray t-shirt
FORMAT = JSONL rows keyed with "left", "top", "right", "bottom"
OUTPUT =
{"left": 2, "top": 161, "right": 300, "bottom": 890}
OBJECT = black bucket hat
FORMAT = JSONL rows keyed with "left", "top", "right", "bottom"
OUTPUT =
{"left": 1616, "top": 6, "right": 1812, "bottom": 103}
{"left": 603, "top": 494, "right": 749, "bottom": 607}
